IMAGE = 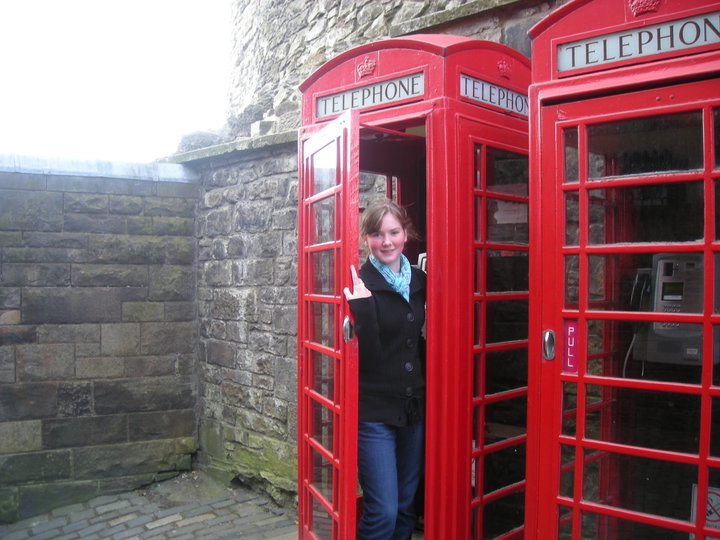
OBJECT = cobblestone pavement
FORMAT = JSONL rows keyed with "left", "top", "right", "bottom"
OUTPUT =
{"left": 0, "top": 473, "right": 297, "bottom": 540}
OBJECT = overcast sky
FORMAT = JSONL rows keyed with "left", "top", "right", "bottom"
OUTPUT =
{"left": 0, "top": 0, "right": 231, "bottom": 163}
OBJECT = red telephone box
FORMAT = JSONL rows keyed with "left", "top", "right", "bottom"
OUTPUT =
{"left": 528, "top": 1, "right": 720, "bottom": 538}
{"left": 297, "top": 35, "right": 530, "bottom": 539}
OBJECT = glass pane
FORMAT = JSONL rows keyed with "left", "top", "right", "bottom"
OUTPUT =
{"left": 311, "top": 351, "right": 334, "bottom": 401}
{"left": 310, "top": 400, "right": 334, "bottom": 453}
{"left": 309, "top": 250, "right": 334, "bottom": 295}
{"left": 474, "top": 249, "right": 483, "bottom": 293}
{"left": 562, "top": 382, "right": 577, "bottom": 437}
{"left": 484, "top": 443, "right": 525, "bottom": 493}
{"left": 564, "top": 127, "right": 578, "bottom": 183}
{"left": 582, "top": 448, "right": 697, "bottom": 522}
{"left": 557, "top": 506, "right": 573, "bottom": 536}
{"left": 560, "top": 445, "right": 575, "bottom": 498}
{"left": 474, "top": 196, "right": 483, "bottom": 242}
{"left": 482, "top": 491, "right": 524, "bottom": 539}
{"left": 581, "top": 510, "right": 687, "bottom": 539}
{"left": 486, "top": 147, "right": 528, "bottom": 196}
{"left": 716, "top": 180, "right": 720, "bottom": 240}
{"left": 485, "top": 396, "right": 526, "bottom": 444}
{"left": 475, "top": 145, "right": 483, "bottom": 189}
{"left": 309, "top": 302, "right": 334, "bottom": 348}
{"left": 487, "top": 250, "right": 528, "bottom": 292}
{"left": 310, "top": 197, "right": 335, "bottom": 245}
{"left": 565, "top": 191, "right": 579, "bottom": 245}
{"left": 715, "top": 108, "right": 720, "bottom": 169}
{"left": 588, "top": 181, "right": 703, "bottom": 244}
{"left": 486, "top": 300, "right": 528, "bottom": 343}
{"left": 713, "top": 396, "right": 720, "bottom": 458}
{"left": 310, "top": 448, "right": 333, "bottom": 502}
{"left": 311, "top": 140, "right": 338, "bottom": 195}
{"left": 588, "top": 319, "right": 703, "bottom": 383}
{"left": 485, "top": 348, "right": 527, "bottom": 395}
{"left": 487, "top": 199, "right": 528, "bottom": 243}
{"left": 473, "top": 301, "right": 484, "bottom": 346}
{"left": 359, "top": 171, "right": 388, "bottom": 202}
{"left": 587, "top": 111, "right": 703, "bottom": 179}
{"left": 715, "top": 325, "right": 720, "bottom": 387}
{"left": 565, "top": 255, "right": 579, "bottom": 308}
{"left": 473, "top": 353, "right": 483, "bottom": 399}
{"left": 310, "top": 497, "right": 333, "bottom": 540}
{"left": 585, "top": 385, "right": 700, "bottom": 454}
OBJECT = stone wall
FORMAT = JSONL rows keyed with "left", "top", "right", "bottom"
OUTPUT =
{"left": 0, "top": 157, "right": 200, "bottom": 523}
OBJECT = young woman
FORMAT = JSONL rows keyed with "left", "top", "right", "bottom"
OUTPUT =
{"left": 343, "top": 199, "right": 426, "bottom": 540}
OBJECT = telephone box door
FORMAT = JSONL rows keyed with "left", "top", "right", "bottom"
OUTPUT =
{"left": 297, "top": 110, "right": 360, "bottom": 540}
{"left": 531, "top": 78, "right": 720, "bottom": 539}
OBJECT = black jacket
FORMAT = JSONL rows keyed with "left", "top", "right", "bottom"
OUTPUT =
{"left": 348, "top": 259, "right": 426, "bottom": 426}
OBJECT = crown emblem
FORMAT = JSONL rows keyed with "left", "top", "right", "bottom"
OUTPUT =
{"left": 356, "top": 56, "right": 377, "bottom": 79}
{"left": 628, "top": 0, "right": 661, "bottom": 16}
{"left": 497, "top": 59, "right": 512, "bottom": 79}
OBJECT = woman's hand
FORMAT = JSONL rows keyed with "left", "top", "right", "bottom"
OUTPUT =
{"left": 343, "top": 265, "right": 371, "bottom": 300}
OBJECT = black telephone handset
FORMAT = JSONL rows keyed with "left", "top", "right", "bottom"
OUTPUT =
{"left": 629, "top": 268, "right": 652, "bottom": 311}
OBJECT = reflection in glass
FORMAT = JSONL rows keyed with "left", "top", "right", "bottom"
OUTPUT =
{"left": 565, "top": 255, "right": 579, "bottom": 308}
{"left": 311, "top": 198, "right": 335, "bottom": 245}
{"left": 310, "top": 497, "right": 333, "bottom": 540}
{"left": 716, "top": 180, "right": 720, "bottom": 240}
{"left": 473, "top": 302, "right": 484, "bottom": 346}
{"left": 565, "top": 191, "right": 579, "bottom": 245}
{"left": 582, "top": 510, "right": 687, "bottom": 540}
{"left": 715, "top": 109, "right": 720, "bottom": 169}
{"left": 484, "top": 443, "right": 526, "bottom": 493}
{"left": 311, "top": 351, "right": 334, "bottom": 401}
{"left": 487, "top": 199, "right": 528, "bottom": 243}
{"left": 713, "top": 396, "right": 720, "bottom": 458}
{"left": 562, "top": 382, "right": 577, "bottom": 437}
{"left": 486, "top": 300, "right": 528, "bottom": 343}
{"left": 487, "top": 250, "right": 528, "bottom": 292}
{"left": 310, "top": 302, "right": 334, "bottom": 348}
{"left": 587, "top": 111, "right": 703, "bottom": 178}
{"left": 485, "top": 348, "right": 527, "bottom": 395}
{"left": 586, "top": 385, "right": 700, "bottom": 453}
{"left": 309, "top": 250, "right": 334, "bottom": 295}
{"left": 474, "top": 249, "right": 483, "bottom": 293}
{"left": 475, "top": 145, "right": 483, "bottom": 189}
{"left": 482, "top": 491, "right": 524, "bottom": 539}
{"left": 475, "top": 196, "right": 483, "bottom": 242}
{"left": 564, "top": 127, "right": 578, "bottom": 183}
{"left": 486, "top": 147, "right": 528, "bottom": 196}
{"left": 582, "top": 448, "right": 697, "bottom": 522}
{"left": 557, "top": 507, "right": 573, "bottom": 537}
{"left": 560, "top": 445, "right": 574, "bottom": 498}
{"left": 485, "top": 396, "right": 526, "bottom": 444}
{"left": 311, "top": 400, "right": 334, "bottom": 453}
{"left": 311, "top": 141, "right": 337, "bottom": 195}
{"left": 588, "top": 182, "right": 703, "bottom": 244}
{"left": 311, "top": 448, "right": 333, "bottom": 502}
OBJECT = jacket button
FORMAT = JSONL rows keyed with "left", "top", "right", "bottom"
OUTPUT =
{"left": 406, "top": 338, "right": 413, "bottom": 348}
{"left": 406, "top": 312, "right": 415, "bottom": 322}
{"left": 405, "top": 362, "right": 414, "bottom": 372}
{"left": 405, "top": 387, "right": 413, "bottom": 397}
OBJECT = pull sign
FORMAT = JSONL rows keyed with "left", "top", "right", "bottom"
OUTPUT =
{"left": 563, "top": 320, "right": 579, "bottom": 374}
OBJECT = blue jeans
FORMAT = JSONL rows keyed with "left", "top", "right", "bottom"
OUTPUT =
{"left": 356, "top": 422, "right": 424, "bottom": 540}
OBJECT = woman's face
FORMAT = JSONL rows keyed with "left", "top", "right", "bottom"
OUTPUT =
{"left": 364, "top": 212, "right": 407, "bottom": 272}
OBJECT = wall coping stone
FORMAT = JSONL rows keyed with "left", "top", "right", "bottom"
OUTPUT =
{"left": 0, "top": 154, "right": 198, "bottom": 184}
{"left": 390, "top": 0, "right": 521, "bottom": 36}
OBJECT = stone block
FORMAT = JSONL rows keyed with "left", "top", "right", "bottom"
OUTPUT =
{"left": 0, "top": 383, "right": 57, "bottom": 420}
{"left": 57, "top": 382, "right": 93, "bottom": 416}
{"left": 234, "top": 201, "right": 271, "bottom": 232}
{"left": 37, "top": 323, "right": 100, "bottom": 343}
{"left": 140, "top": 322, "right": 195, "bottom": 355}
{"left": 148, "top": 266, "right": 194, "bottom": 302}
{"left": 75, "top": 356, "right": 124, "bottom": 379}
{"left": 105, "top": 178, "right": 155, "bottom": 196}
{"left": 42, "top": 415, "right": 127, "bottom": 449}
{"left": 126, "top": 216, "right": 154, "bottom": 234}
{"left": 17, "top": 481, "right": 97, "bottom": 521}
{"left": 123, "top": 355, "right": 175, "bottom": 377}
{"left": 108, "top": 195, "right": 143, "bottom": 215}
{"left": 23, "top": 288, "right": 128, "bottom": 323}
{"left": 101, "top": 323, "right": 141, "bottom": 355}
{"left": 144, "top": 197, "right": 195, "bottom": 218}
{"left": 0, "top": 287, "right": 21, "bottom": 309}
{"left": 88, "top": 235, "right": 166, "bottom": 264}
{"left": 164, "top": 237, "right": 195, "bottom": 265}
{"left": 164, "top": 302, "right": 195, "bottom": 321}
{"left": 0, "top": 263, "right": 70, "bottom": 286}
{"left": 0, "top": 326, "right": 38, "bottom": 346}
{"left": 153, "top": 217, "right": 194, "bottom": 236}
{"left": 72, "top": 264, "right": 148, "bottom": 287}
{"left": 64, "top": 213, "right": 127, "bottom": 234}
{"left": 45, "top": 174, "right": 105, "bottom": 193}
{"left": 203, "top": 206, "right": 233, "bottom": 236}
{"left": 0, "top": 231, "right": 22, "bottom": 246}
{"left": 94, "top": 378, "right": 195, "bottom": 414}
{"left": 16, "top": 343, "right": 74, "bottom": 381}
{"left": 0, "top": 171, "right": 45, "bottom": 190}
{"left": 122, "top": 302, "right": 164, "bottom": 321}
{"left": 0, "top": 347, "right": 14, "bottom": 382}
{"left": 203, "top": 260, "right": 233, "bottom": 287}
{"left": 128, "top": 409, "right": 195, "bottom": 441}
{"left": 0, "top": 420, "right": 42, "bottom": 453}
{"left": 0, "top": 486, "right": 18, "bottom": 524}
{"left": 206, "top": 340, "right": 235, "bottom": 368}
{"left": 22, "top": 232, "right": 88, "bottom": 249}
{"left": 0, "top": 191, "right": 63, "bottom": 231}
{"left": 0, "top": 450, "right": 72, "bottom": 484}
{"left": 72, "top": 440, "right": 192, "bottom": 479}
{"left": 0, "top": 310, "right": 20, "bottom": 325}
{"left": 156, "top": 182, "right": 201, "bottom": 199}
{"left": 64, "top": 193, "right": 108, "bottom": 214}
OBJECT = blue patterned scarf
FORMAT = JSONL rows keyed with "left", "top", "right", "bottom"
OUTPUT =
{"left": 369, "top": 254, "right": 411, "bottom": 302}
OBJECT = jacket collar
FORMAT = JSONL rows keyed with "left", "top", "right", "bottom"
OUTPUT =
{"left": 360, "top": 259, "right": 424, "bottom": 295}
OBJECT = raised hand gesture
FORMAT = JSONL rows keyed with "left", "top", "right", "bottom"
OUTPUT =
{"left": 343, "top": 264, "right": 371, "bottom": 300}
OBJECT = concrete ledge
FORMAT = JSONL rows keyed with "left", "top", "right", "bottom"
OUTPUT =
{"left": 165, "top": 130, "right": 298, "bottom": 165}
{"left": 0, "top": 154, "right": 198, "bottom": 184}
{"left": 390, "top": 0, "right": 521, "bottom": 36}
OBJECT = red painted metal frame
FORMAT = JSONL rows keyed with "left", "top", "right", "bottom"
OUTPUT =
{"left": 529, "top": 1, "right": 720, "bottom": 538}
